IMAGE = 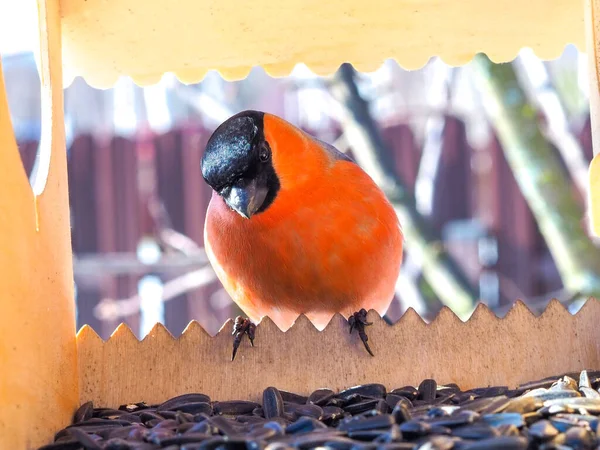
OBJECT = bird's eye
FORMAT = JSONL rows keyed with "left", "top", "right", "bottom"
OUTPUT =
{"left": 259, "top": 143, "right": 270, "bottom": 162}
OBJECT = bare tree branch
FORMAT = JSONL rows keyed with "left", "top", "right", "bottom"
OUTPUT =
{"left": 73, "top": 253, "right": 209, "bottom": 277}
{"left": 90, "top": 193, "right": 225, "bottom": 324}
{"left": 147, "top": 195, "right": 205, "bottom": 256}
{"left": 328, "top": 63, "right": 479, "bottom": 319}
{"left": 470, "top": 54, "right": 600, "bottom": 298}
{"left": 513, "top": 51, "right": 590, "bottom": 197}
{"left": 415, "top": 62, "right": 456, "bottom": 216}
{"left": 94, "top": 266, "right": 218, "bottom": 321}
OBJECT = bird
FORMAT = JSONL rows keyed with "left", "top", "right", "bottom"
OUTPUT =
{"left": 201, "top": 110, "right": 403, "bottom": 360}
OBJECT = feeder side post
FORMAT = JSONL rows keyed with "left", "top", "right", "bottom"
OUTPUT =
{"left": 585, "top": 0, "right": 600, "bottom": 236}
{"left": 0, "top": 0, "right": 79, "bottom": 448}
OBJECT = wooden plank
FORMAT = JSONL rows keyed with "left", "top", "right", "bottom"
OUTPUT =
{"left": 431, "top": 117, "right": 472, "bottom": 231}
{"left": 484, "top": 134, "right": 539, "bottom": 305}
{"left": 89, "top": 136, "right": 141, "bottom": 337}
{"left": 78, "top": 299, "right": 600, "bottom": 408}
{"left": 94, "top": 136, "right": 120, "bottom": 337}
{"left": 59, "top": 0, "right": 584, "bottom": 88}
{"left": 180, "top": 127, "right": 225, "bottom": 334}
{"left": 154, "top": 130, "right": 191, "bottom": 336}
{"left": 382, "top": 123, "right": 419, "bottom": 191}
{"left": 68, "top": 135, "right": 102, "bottom": 332}
{"left": 112, "top": 137, "right": 141, "bottom": 335}
{"left": 498, "top": 137, "right": 538, "bottom": 302}
{"left": 0, "top": 1, "right": 78, "bottom": 448}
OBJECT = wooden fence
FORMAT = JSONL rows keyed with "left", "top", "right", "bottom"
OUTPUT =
{"left": 16, "top": 115, "right": 595, "bottom": 339}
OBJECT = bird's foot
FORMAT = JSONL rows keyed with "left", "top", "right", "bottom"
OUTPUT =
{"left": 348, "top": 308, "right": 374, "bottom": 356}
{"left": 231, "top": 316, "right": 256, "bottom": 361}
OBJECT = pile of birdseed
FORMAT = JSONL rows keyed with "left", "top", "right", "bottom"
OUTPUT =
{"left": 40, "top": 370, "right": 600, "bottom": 450}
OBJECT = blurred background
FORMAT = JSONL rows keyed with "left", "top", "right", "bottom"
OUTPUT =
{"left": 2, "top": 4, "right": 599, "bottom": 340}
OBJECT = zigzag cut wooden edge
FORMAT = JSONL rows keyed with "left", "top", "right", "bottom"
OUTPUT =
{"left": 77, "top": 299, "right": 600, "bottom": 408}
{"left": 68, "top": 45, "right": 578, "bottom": 89}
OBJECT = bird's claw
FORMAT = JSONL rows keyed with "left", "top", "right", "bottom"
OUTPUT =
{"left": 348, "top": 308, "right": 374, "bottom": 357}
{"left": 232, "top": 316, "right": 256, "bottom": 361}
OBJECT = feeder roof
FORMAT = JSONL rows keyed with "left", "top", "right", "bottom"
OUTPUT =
{"left": 59, "top": 0, "right": 584, "bottom": 89}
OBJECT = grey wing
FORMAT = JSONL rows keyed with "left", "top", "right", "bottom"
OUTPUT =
{"left": 313, "top": 137, "right": 356, "bottom": 164}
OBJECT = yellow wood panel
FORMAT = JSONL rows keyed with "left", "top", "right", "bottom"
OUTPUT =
{"left": 586, "top": 0, "right": 600, "bottom": 236}
{"left": 59, "top": 0, "right": 584, "bottom": 89}
{"left": 591, "top": 155, "right": 600, "bottom": 236}
{"left": 0, "top": 1, "right": 78, "bottom": 448}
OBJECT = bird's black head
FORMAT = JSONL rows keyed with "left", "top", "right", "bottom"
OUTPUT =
{"left": 201, "top": 110, "right": 280, "bottom": 219}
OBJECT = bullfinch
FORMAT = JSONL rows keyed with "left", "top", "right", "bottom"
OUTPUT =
{"left": 201, "top": 110, "right": 403, "bottom": 360}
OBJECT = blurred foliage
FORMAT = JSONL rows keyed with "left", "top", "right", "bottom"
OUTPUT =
{"left": 553, "top": 66, "right": 587, "bottom": 118}
{"left": 472, "top": 54, "right": 600, "bottom": 300}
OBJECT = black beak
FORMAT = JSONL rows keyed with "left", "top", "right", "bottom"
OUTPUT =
{"left": 222, "top": 178, "right": 268, "bottom": 219}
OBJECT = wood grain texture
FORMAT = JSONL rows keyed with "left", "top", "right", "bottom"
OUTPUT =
{"left": 78, "top": 299, "right": 600, "bottom": 409}
{"left": 59, "top": 0, "right": 584, "bottom": 88}
{"left": 0, "top": 1, "right": 78, "bottom": 449}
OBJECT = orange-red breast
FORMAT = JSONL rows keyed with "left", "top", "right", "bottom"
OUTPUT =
{"left": 201, "top": 110, "right": 403, "bottom": 359}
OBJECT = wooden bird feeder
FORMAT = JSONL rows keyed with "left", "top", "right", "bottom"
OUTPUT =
{"left": 1, "top": 0, "right": 600, "bottom": 448}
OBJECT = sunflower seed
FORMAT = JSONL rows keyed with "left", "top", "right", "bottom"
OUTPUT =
{"left": 42, "top": 370, "right": 600, "bottom": 450}
{"left": 263, "top": 387, "right": 285, "bottom": 419}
